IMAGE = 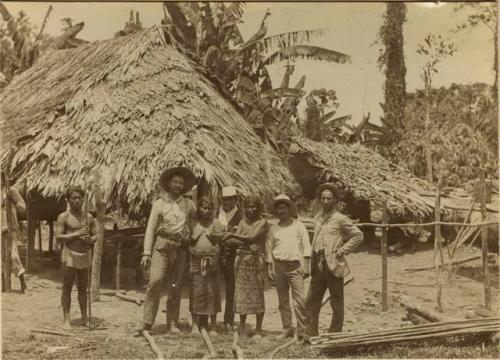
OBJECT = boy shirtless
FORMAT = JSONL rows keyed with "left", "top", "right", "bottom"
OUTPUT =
{"left": 56, "top": 186, "right": 96, "bottom": 330}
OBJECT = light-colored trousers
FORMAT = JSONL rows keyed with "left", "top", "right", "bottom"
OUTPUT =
{"left": 273, "top": 259, "right": 307, "bottom": 336}
{"left": 143, "top": 244, "right": 188, "bottom": 327}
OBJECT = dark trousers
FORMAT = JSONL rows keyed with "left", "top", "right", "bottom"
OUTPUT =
{"left": 143, "top": 245, "right": 188, "bottom": 326}
{"left": 222, "top": 253, "right": 235, "bottom": 325}
{"left": 305, "top": 257, "right": 344, "bottom": 336}
{"left": 61, "top": 264, "right": 88, "bottom": 317}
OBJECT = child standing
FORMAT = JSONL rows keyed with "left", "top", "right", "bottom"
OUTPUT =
{"left": 189, "top": 196, "right": 224, "bottom": 358}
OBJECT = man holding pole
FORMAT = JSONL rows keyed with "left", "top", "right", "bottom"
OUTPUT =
{"left": 140, "top": 166, "right": 197, "bottom": 333}
{"left": 306, "top": 183, "right": 363, "bottom": 336}
{"left": 1, "top": 171, "right": 28, "bottom": 293}
{"left": 55, "top": 185, "right": 96, "bottom": 330}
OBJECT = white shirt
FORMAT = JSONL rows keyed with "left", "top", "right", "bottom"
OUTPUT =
{"left": 218, "top": 205, "right": 238, "bottom": 231}
{"left": 266, "top": 219, "right": 311, "bottom": 263}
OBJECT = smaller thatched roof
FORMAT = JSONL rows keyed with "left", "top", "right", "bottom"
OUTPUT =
{"left": 0, "top": 27, "right": 294, "bottom": 216}
{"left": 287, "top": 137, "right": 434, "bottom": 218}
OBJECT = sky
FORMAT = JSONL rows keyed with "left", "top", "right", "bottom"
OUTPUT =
{"left": 4, "top": 1, "right": 496, "bottom": 125}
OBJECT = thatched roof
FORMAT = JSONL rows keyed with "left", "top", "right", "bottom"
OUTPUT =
{"left": 287, "top": 137, "right": 435, "bottom": 218}
{"left": 0, "top": 27, "right": 294, "bottom": 216}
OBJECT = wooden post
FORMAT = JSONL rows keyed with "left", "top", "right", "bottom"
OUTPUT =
{"left": 381, "top": 200, "right": 388, "bottom": 311}
{"left": 38, "top": 221, "right": 43, "bottom": 269}
{"left": 26, "top": 190, "right": 36, "bottom": 273}
{"left": 2, "top": 173, "right": 14, "bottom": 291}
{"left": 91, "top": 184, "right": 105, "bottom": 302}
{"left": 480, "top": 171, "right": 491, "bottom": 310}
{"left": 48, "top": 221, "right": 54, "bottom": 254}
{"left": 116, "top": 240, "right": 122, "bottom": 290}
{"left": 434, "top": 188, "right": 442, "bottom": 312}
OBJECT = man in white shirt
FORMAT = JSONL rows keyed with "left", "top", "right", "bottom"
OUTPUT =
{"left": 266, "top": 194, "right": 311, "bottom": 341}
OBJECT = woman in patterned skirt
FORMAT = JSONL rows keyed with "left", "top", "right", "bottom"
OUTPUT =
{"left": 223, "top": 195, "right": 267, "bottom": 339}
{"left": 190, "top": 196, "right": 224, "bottom": 357}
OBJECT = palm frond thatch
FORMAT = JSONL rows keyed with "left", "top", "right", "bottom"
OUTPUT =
{"left": 0, "top": 27, "right": 295, "bottom": 217}
{"left": 264, "top": 45, "right": 351, "bottom": 65}
{"left": 287, "top": 137, "right": 434, "bottom": 218}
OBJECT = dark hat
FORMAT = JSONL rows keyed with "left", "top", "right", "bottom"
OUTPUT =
{"left": 316, "top": 182, "right": 343, "bottom": 200}
{"left": 160, "top": 166, "right": 197, "bottom": 193}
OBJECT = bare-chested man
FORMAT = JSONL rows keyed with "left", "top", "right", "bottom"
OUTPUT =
{"left": 56, "top": 185, "right": 96, "bottom": 330}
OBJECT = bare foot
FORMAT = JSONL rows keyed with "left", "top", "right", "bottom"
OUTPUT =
{"left": 238, "top": 325, "right": 247, "bottom": 337}
{"left": 252, "top": 331, "right": 262, "bottom": 340}
{"left": 62, "top": 321, "right": 72, "bottom": 331}
{"left": 169, "top": 324, "right": 181, "bottom": 334}
{"left": 190, "top": 325, "right": 199, "bottom": 335}
{"left": 80, "top": 317, "right": 89, "bottom": 327}
{"left": 209, "top": 329, "right": 218, "bottom": 337}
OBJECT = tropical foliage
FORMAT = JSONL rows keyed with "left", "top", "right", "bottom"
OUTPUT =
{"left": 0, "top": 4, "right": 53, "bottom": 84}
{"left": 417, "top": 33, "right": 457, "bottom": 183}
{"left": 398, "top": 83, "right": 498, "bottom": 187}
{"left": 453, "top": 2, "right": 497, "bottom": 95}
{"left": 161, "top": 2, "right": 351, "bottom": 147}
{"left": 300, "top": 88, "right": 353, "bottom": 144}
{"left": 377, "top": 2, "right": 407, "bottom": 157}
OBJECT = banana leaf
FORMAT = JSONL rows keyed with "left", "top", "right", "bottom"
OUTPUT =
{"left": 264, "top": 45, "right": 351, "bottom": 65}
{"left": 260, "top": 88, "right": 305, "bottom": 101}
{"left": 323, "top": 113, "right": 352, "bottom": 125}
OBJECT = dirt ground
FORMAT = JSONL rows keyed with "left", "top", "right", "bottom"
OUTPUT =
{"left": 2, "top": 244, "right": 499, "bottom": 359}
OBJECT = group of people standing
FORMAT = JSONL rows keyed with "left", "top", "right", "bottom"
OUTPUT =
{"left": 5, "top": 165, "right": 363, "bottom": 351}
{"left": 139, "top": 166, "right": 364, "bottom": 351}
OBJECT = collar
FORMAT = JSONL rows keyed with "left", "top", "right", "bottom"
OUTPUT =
{"left": 162, "top": 192, "right": 183, "bottom": 204}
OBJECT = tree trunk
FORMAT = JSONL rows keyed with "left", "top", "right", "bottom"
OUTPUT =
{"left": 90, "top": 185, "right": 105, "bottom": 302}
{"left": 424, "top": 83, "right": 433, "bottom": 183}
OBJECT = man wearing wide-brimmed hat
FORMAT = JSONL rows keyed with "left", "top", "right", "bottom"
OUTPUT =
{"left": 141, "top": 166, "right": 197, "bottom": 334}
{"left": 217, "top": 186, "right": 243, "bottom": 331}
{"left": 266, "top": 194, "right": 311, "bottom": 342}
{"left": 306, "top": 183, "right": 363, "bottom": 336}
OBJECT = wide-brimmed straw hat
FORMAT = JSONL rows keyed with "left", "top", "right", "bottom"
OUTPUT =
{"left": 160, "top": 166, "right": 197, "bottom": 193}
{"left": 271, "top": 194, "right": 297, "bottom": 214}
{"left": 221, "top": 186, "right": 238, "bottom": 198}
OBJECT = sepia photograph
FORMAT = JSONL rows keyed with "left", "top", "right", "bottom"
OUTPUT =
{"left": 0, "top": 0, "right": 498, "bottom": 358}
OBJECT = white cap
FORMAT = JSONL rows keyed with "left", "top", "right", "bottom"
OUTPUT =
{"left": 221, "top": 186, "right": 238, "bottom": 198}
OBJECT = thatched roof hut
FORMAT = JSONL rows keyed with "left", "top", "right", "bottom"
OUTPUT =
{"left": 0, "top": 27, "right": 294, "bottom": 217}
{"left": 287, "top": 137, "right": 434, "bottom": 219}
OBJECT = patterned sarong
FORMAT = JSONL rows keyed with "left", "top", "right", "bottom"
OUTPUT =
{"left": 61, "top": 246, "right": 89, "bottom": 269}
{"left": 189, "top": 250, "right": 221, "bottom": 315}
{"left": 234, "top": 249, "right": 265, "bottom": 314}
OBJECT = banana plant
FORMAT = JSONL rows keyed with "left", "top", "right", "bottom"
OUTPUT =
{"left": 162, "top": 2, "right": 351, "bottom": 146}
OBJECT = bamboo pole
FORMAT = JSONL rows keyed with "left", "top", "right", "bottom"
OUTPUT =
{"left": 350, "top": 221, "right": 498, "bottom": 228}
{"left": 116, "top": 240, "right": 122, "bottom": 290}
{"left": 90, "top": 183, "right": 105, "bottom": 302}
{"left": 38, "top": 221, "right": 43, "bottom": 269}
{"left": 83, "top": 189, "right": 91, "bottom": 332}
{"left": 434, "top": 188, "right": 442, "bottom": 312}
{"left": 381, "top": 200, "right": 388, "bottom": 312}
{"left": 143, "top": 330, "right": 164, "bottom": 360}
{"left": 480, "top": 171, "right": 491, "bottom": 310}
{"left": 404, "top": 254, "right": 495, "bottom": 272}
